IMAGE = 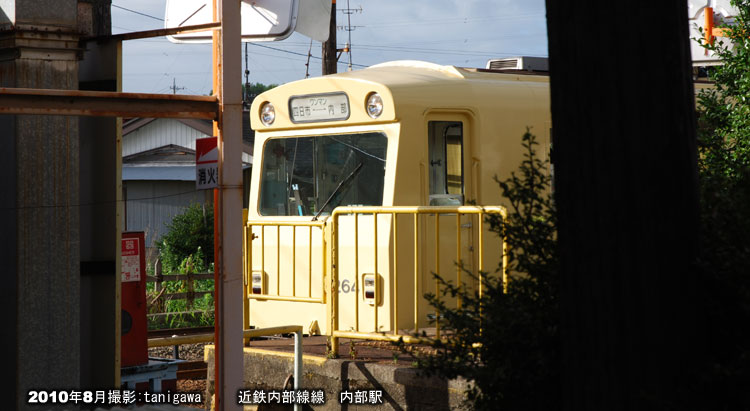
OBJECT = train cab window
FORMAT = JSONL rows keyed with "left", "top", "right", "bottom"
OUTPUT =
{"left": 259, "top": 132, "right": 387, "bottom": 216}
{"left": 428, "top": 121, "right": 464, "bottom": 206}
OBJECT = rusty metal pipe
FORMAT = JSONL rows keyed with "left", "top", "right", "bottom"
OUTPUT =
{"left": 0, "top": 87, "right": 218, "bottom": 119}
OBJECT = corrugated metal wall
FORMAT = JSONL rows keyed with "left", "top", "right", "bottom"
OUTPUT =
{"left": 124, "top": 180, "right": 212, "bottom": 249}
{"left": 123, "top": 119, "right": 207, "bottom": 156}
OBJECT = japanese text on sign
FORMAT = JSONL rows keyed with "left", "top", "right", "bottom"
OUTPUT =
{"left": 121, "top": 237, "right": 140, "bottom": 283}
{"left": 290, "top": 93, "right": 350, "bottom": 123}
{"left": 196, "top": 137, "right": 218, "bottom": 190}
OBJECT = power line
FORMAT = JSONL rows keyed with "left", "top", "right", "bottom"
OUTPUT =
{"left": 248, "top": 43, "right": 368, "bottom": 68}
{"left": 1, "top": 189, "right": 206, "bottom": 211}
{"left": 353, "top": 44, "right": 546, "bottom": 57}
{"left": 364, "top": 13, "right": 544, "bottom": 28}
{"left": 112, "top": 4, "right": 164, "bottom": 22}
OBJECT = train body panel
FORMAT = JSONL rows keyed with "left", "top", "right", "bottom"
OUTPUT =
{"left": 245, "top": 61, "right": 549, "bottom": 337}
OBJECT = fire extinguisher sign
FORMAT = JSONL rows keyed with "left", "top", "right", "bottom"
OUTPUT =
{"left": 121, "top": 237, "right": 141, "bottom": 283}
{"left": 195, "top": 137, "right": 218, "bottom": 190}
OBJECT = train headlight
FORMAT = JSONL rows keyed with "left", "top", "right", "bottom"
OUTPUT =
{"left": 260, "top": 102, "right": 275, "bottom": 126}
{"left": 366, "top": 92, "right": 383, "bottom": 118}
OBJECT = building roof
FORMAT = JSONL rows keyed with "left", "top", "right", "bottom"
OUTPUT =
{"left": 123, "top": 117, "right": 213, "bottom": 136}
{"left": 123, "top": 144, "right": 251, "bottom": 181}
{"left": 123, "top": 144, "right": 195, "bottom": 165}
{"left": 123, "top": 112, "right": 255, "bottom": 150}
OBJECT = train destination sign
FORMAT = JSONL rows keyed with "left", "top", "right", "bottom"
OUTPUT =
{"left": 289, "top": 93, "right": 350, "bottom": 123}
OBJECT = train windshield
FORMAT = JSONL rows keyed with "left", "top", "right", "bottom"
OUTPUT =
{"left": 259, "top": 132, "right": 387, "bottom": 216}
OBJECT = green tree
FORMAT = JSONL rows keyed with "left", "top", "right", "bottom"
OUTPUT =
{"left": 243, "top": 82, "right": 278, "bottom": 100}
{"left": 157, "top": 203, "right": 214, "bottom": 274}
{"left": 209, "top": 82, "right": 277, "bottom": 98}
{"left": 698, "top": 1, "right": 750, "bottom": 186}
{"left": 405, "top": 131, "right": 559, "bottom": 410}
{"left": 695, "top": 1, "right": 750, "bottom": 406}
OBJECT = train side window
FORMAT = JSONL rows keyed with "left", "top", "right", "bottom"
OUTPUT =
{"left": 428, "top": 121, "right": 464, "bottom": 206}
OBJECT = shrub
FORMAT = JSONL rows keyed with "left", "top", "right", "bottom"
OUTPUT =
{"left": 157, "top": 203, "right": 214, "bottom": 274}
{"left": 695, "top": 2, "right": 750, "bottom": 405}
{"left": 404, "top": 131, "right": 559, "bottom": 411}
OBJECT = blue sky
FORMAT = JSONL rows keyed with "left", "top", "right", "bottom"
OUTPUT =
{"left": 113, "top": 0, "right": 548, "bottom": 95}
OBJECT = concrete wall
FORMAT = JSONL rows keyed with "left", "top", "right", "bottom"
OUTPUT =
{"left": 0, "top": 0, "right": 77, "bottom": 27}
{"left": 0, "top": 1, "right": 81, "bottom": 406}
{"left": 204, "top": 345, "right": 472, "bottom": 410}
{"left": 79, "top": 36, "right": 119, "bottom": 390}
{"left": 0, "top": 0, "right": 117, "bottom": 407}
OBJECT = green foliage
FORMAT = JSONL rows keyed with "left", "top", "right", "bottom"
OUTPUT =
{"left": 146, "top": 261, "right": 215, "bottom": 330}
{"left": 150, "top": 204, "right": 215, "bottom": 330}
{"left": 243, "top": 82, "right": 278, "bottom": 99}
{"left": 696, "top": 1, "right": 750, "bottom": 406}
{"left": 405, "top": 131, "right": 559, "bottom": 411}
{"left": 157, "top": 203, "right": 214, "bottom": 274}
{"left": 697, "top": 0, "right": 750, "bottom": 187}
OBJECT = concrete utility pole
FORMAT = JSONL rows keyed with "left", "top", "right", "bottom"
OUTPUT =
{"left": 322, "top": 0, "right": 337, "bottom": 75}
{"left": 170, "top": 78, "right": 185, "bottom": 94}
{"left": 213, "top": 0, "right": 243, "bottom": 410}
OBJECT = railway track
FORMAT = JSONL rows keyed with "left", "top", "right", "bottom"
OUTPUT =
{"left": 147, "top": 326, "right": 215, "bottom": 339}
{"left": 148, "top": 327, "right": 213, "bottom": 380}
{"left": 176, "top": 360, "right": 208, "bottom": 380}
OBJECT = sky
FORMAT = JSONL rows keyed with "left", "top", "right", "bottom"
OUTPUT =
{"left": 113, "top": 0, "right": 548, "bottom": 95}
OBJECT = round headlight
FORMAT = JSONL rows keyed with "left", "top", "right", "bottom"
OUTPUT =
{"left": 366, "top": 92, "right": 383, "bottom": 118}
{"left": 260, "top": 102, "right": 275, "bottom": 126}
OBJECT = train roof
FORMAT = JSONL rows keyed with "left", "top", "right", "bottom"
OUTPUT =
{"left": 250, "top": 60, "right": 549, "bottom": 130}
{"left": 290, "top": 60, "right": 548, "bottom": 90}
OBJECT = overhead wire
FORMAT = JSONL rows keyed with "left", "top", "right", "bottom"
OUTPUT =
{"left": 2, "top": 189, "right": 210, "bottom": 211}
{"left": 248, "top": 43, "right": 369, "bottom": 68}
{"left": 363, "top": 12, "right": 544, "bottom": 28}
{"left": 114, "top": 3, "right": 546, "bottom": 86}
{"left": 112, "top": 3, "right": 541, "bottom": 62}
{"left": 112, "top": 4, "right": 164, "bottom": 22}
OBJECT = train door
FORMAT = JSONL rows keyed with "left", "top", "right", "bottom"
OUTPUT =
{"left": 428, "top": 121, "right": 465, "bottom": 206}
{"left": 425, "top": 116, "right": 477, "bottom": 305}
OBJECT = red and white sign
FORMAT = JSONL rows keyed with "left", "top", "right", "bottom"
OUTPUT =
{"left": 121, "top": 232, "right": 148, "bottom": 367}
{"left": 196, "top": 137, "right": 218, "bottom": 189}
{"left": 121, "top": 237, "right": 141, "bottom": 283}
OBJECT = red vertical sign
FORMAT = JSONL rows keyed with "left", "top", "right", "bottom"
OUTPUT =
{"left": 121, "top": 232, "right": 148, "bottom": 367}
{"left": 196, "top": 136, "right": 219, "bottom": 189}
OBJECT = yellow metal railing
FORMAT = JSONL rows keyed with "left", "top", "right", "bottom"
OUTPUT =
{"left": 329, "top": 205, "right": 506, "bottom": 356}
{"left": 244, "top": 220, "right": 327, "bottom": 304}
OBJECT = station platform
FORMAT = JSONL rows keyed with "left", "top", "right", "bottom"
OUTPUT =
{"left": 204, "top": 333, "right": 470, "bottom": 410}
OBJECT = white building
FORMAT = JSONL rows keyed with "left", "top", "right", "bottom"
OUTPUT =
{"left": 122, "top": 116, "right": 253, "bottom": 253}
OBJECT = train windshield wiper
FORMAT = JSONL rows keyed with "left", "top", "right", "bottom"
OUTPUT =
{"left": 313, "top": 162, "right": 363, "bottom": 221}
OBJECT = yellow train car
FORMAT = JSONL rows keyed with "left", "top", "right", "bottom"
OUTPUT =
{"left": 244, "top": 60, "right": 550, "bottom": 349}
